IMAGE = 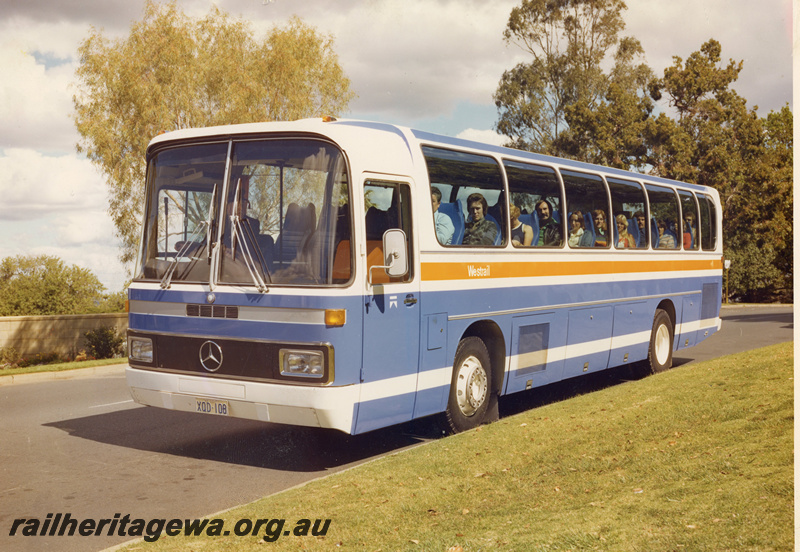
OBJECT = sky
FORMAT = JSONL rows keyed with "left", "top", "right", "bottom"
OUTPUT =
{"left": 0, "top": 0, "right": 793, "bottom": 292}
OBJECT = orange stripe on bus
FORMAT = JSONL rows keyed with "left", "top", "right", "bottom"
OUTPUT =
{"left": 421, "top": 258, "right": 723, "bottom": 281}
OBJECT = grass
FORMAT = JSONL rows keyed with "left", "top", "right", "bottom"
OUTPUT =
{"left": 119, "top": 342, "right": 793, "bottom": 551}
{"left": 0, "top": 357, "right": 127, "bottom": 377}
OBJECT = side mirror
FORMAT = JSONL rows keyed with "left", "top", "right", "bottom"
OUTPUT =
{"left": 368, "top": 228, "right": 408, "bottom": 285}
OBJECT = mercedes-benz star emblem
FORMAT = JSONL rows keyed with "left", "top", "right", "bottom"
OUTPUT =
{"left": 199, "top": 341, "right": 223, "bottom": 372}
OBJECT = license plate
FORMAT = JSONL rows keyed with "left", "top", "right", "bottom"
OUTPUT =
{"left": 195, "top": 397, "right": 229, "bottom": 416}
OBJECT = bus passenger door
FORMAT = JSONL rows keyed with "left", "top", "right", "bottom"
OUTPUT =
{"left": 356, "top": 179, "right": 421, "bottom": 434}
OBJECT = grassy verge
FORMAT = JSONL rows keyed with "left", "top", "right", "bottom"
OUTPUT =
{"left": 0, "top": 357, "right": 127, "bottom": 378}
{"left": 120, "top": 342, "right": 793, "bottom": 551}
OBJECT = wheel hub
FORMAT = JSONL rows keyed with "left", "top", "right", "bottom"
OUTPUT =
{"left": 455, "top": 356, "right": 487, "bottom": 417}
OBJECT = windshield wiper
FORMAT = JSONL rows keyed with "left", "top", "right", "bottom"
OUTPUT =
{"left": 229, "top": 177, "right": 271, "bottom": 293}
{"left": 160, "top": 220, "right": 208, "bottom": 290}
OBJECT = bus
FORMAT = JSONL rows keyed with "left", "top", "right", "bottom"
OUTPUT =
{"left": 126, "top": 118, "right": 723, "bottom": 434}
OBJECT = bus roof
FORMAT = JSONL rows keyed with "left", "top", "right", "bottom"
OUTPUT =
{"left": 146, "top": 118, "right": 716, "bottom": 196}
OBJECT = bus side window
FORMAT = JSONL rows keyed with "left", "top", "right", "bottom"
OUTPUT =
{"left": 504, "top": 160, "right": 563, "bottom": 248}
{"left": 364, "top": 181, "right": 413, "bottom": 283}
{"left": 562, "top": 170, "right": 609, "bottom": 248}
{"left": 646, "top": 184, "right": 680, "bottom": 250}
{"left": 422, "top": 147, "right": 506, "bottom": 247}
{"left": 608, "top": 177, "right": 648, "bottom": 249}
{"left": 699, "top": 194, "right": 717, "bottom": 250}
{"left": 679, "top": 190, "right": 700, "bottom": 250}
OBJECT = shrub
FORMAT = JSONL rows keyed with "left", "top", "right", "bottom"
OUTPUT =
{"left": 0, "top": 346, "right": 20, "bottom": 368}
{"left": 84, "top": 326, "right": 125, "bottom": 359}
{"left": 17, "top": 351, "right": 65, "bottom": 368}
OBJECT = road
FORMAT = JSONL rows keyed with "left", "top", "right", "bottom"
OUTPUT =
{"left": 0, "top": 305, "right": 792, "bottom": 552}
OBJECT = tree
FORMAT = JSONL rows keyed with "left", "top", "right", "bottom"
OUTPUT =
{"left": 495, "top": 2, "right": 793, "bottom": 301}
{"left": 73, "top": 1, "right": 355, "bottom": 263}
{"left": 0, "top": 255, "right": 107, "bottom": 316}
{"left": 646, "top": 40, "right": 792, "bottom": 300}
{"left": 494, "top": 0, "right": 648, "bottom": 158}
{"left": 558, "top": 36, "right": 654, "bottom": 168}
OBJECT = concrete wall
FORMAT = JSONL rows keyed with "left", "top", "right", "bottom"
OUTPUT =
{"left": 0, "top": 313, "right": 128, "bottom": 358}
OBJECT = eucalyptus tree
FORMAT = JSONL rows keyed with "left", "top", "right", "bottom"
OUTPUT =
{"left": 494, "top": 0, "right": 651, "bottom": 161}
{"left": 74, "top": 1, "right": 355, "bottom": 263}
{"left": 647, "top": 40, "right": 792, "bottom": 300}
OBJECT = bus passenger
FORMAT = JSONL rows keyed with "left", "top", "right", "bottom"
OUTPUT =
{"left": 568, "top": 212, "right": 593, "bottom": 247}
{"left": 431, "top": 187, "right": 454, "bottom": 245}
{"left": 616, "top": 214, "right": 636, "bottom": 248}
{"left": 510, "top": 205, "right": 533, "bottom": 246}
{"left": 592, "top": 209, "right": 608, "bottom": 247}
{"left": 633, "top": 210, "right": 647, "bottom": 247}
{"left": 463, "top": 193, "right": 498, "bottom": 246}
{"left": 683, "top": 212, "right": 696, "bottom": 249}
{"left": 657, "top": 220, "right": 677, "bottom": 249}
{"left": 535, "top": 199, "right": 562, "bottom": 246}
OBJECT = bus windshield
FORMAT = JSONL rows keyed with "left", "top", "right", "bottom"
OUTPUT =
{"left": 136, "top": 138, "right": 353, "bottom": 287}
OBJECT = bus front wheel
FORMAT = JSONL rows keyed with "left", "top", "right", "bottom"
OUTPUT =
{"left": 647, "top": 308, "right": 673, "bottom": 374}
{"left": 444, "top": 336, "right": 492, "bottom": 433}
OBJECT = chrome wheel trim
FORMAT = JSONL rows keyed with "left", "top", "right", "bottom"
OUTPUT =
{"left": 455, "top": 355, "right": 488, "bottom": 417}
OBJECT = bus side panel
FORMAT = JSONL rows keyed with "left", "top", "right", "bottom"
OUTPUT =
{"left": 608, "top": 302, "right": 651, "bottom": 367}
{"left": 678, "top": 295, "right": 701, "bottom": 348}
{"left": 504, "top": 311, "right": 567, "bottom": 395}
{"left": 412, "top": 312, "right": 451, "bottom": 420}
{"left": 562, "top": 306, "right": 613, "bottom": 378}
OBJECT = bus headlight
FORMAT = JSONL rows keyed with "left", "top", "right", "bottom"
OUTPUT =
{"left": 129, "top": 337, "right": 153, "bottom": 363}
{"left": 280, "top": 349, "right": 324, "bottom": 378}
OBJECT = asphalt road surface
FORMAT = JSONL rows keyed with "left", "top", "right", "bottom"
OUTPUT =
{"left": 0, "top": 305, "right": 792, "bottom": 552}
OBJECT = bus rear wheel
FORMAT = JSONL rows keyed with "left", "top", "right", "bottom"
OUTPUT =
{"left": 444, "top": 336, "right": 492, "bottom": 433}
{"left": 647, "top": 308, "right": 673, "bottom": 374}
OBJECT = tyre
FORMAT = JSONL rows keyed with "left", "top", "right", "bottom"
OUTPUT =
{"left": 444, "top": 336, "right": 492, "bottom": 433}
{"left": 647, "top": 308, "right": 673, "bottom": 374}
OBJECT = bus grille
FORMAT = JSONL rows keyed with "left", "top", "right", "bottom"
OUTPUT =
{"left": 186, "top": 304, "right": 239, "bottom": 319}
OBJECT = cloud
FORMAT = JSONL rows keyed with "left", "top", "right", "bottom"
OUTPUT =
{"left": 0, "top": 148, "right": 127, "bottom": 290}
{"left": 0, "top": 41, "right": 78, "bottom": 150}
{"left": 0, "top": 2, "right": 144, "bottom": 33}
{"left": 0, "top": 148, "right": 106, "bottom": 220}
{"left": 325, "top": 0, "right": 522, "bottom": 120}
{"left": 625, "top": 0, "right": 792, "bottom": 115}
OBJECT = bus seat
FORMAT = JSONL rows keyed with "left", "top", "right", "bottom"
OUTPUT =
{"left": 665, "top": 229, "right": 679, "bottom": 248}
{"left": 488, "top": 202, "right": 504, "bottom": 225}
{"left": 276, "top": 203, "right": 315, "bottom": 262}
{"left": 483, "top": 214, "right": 502, "bottom": 246}
{"left": 332, "top": 240, "right": 352, "bottom": 282}
{"left": 518, "top": 213, "right": 537, "bottom": 246}
{"left": 437, "top": 202, "right": 464, "bottom": 245}
{"left": 583, "top": 212, "right": 594, "bottom": 235}
{"left": 365, "top": 206, "right": 388, "bottom": 240}
{"left": 628, "top": 218, "right": 639, "bottom": 246}
{"left": 579, "top": 229, "right": 595, "bottom": 247}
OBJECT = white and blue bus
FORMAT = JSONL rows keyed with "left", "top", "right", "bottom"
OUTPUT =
{"left": 126, "top": 118, "right": 723, "bottom": 434}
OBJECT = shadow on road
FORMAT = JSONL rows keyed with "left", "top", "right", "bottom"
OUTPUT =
{"left": 44, "top": 307, "right": 792, "bottom": 471}
{"left": 45, "top": 407, "right": 439, "bottom": 472}
{"left": 45, "top": 368, "right": 640, "bottom": 471}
